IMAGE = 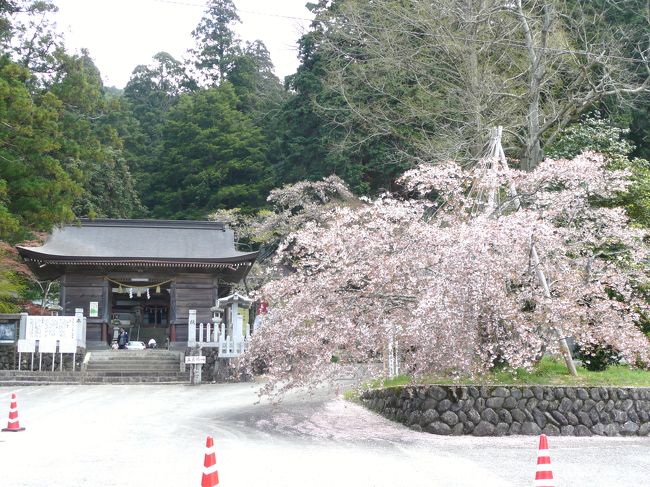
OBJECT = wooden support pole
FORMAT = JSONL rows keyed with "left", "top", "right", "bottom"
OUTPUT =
{"left": 530, "top": 236, "right": 578, "bottom": 377}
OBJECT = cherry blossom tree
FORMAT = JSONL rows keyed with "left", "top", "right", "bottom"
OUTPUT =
{"left": 245, "top": 151, "right": 650, "bottom": 395}
{"left": 209, "top": 175, "right": 356, "bottom": 291}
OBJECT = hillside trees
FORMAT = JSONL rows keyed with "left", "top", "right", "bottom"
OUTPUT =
{"left": 273, "top": 4, "right": 409, "bottom": 194}
{"left": 144, "top": 83, "right": 271, "bottom": 218}
{"left": 1, "top": 0, "right": 62, "bottom": 77}
{"left": 118, "top": 0, "right": 287, "bottom": 219}
{"left": 0, "top": 1, "right": 145, "bottom": 309}
{"left": 48, "top": 50, "right": 143, "bottom": 218}
{"left": 306, "top": 0, "right": 650, "bottom": 170}
{"left": 0, "top": 57, "right": 77, "bottom": 241}
{"left": 0, "top": 242, "right": 29, "bottom": 312}
{"left": 1, "top": 0, "right": 144, "bottom": 234}
{"left": 123, "top": 51, "right": 196, "bottom": 205}
{"left": 191, "top": 0, "right": 241, "bottom": 86}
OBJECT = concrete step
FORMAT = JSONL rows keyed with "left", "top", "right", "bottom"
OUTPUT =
{"left": 83, "top": 347, "right": 186, "bottom": 382}
{"left": 87, "top": 363, "right": 181, "bottom": 369}
{"left": 0, "top": 370, "right": 81, "bottom": 386}
{"left": 88, "top": 359, "right": 180, "bottom": 365}
{"left": 90, "top": 350, "right": 180, "bottom": 356}
{"left": 89, "top": 354, "right": 181, "bottom": 361}
{"left": 86, "top": 362, "right": 180, "bottom": 369}
{"left": 86, "top": 361, "right": 180, "bottom": 368}
{"left": 84, "top": 371, "right": 187, "bottom": 378}
{"left": 0, "top": 369, "right": 189, "bottom": 385}
{"left": 0, "top": 380, "right": 80, "bottom": 386}
{"left": 88, "top": 355, "right": 180, "bottom": 359}
{"left": 82, "top": 373, "right": 189, "bottom": 384}
{"left": 86, "top": 364, "right": 181, "bottom": 374}
{"left": 0, "top": 372, "right": 80, "bottom": 381}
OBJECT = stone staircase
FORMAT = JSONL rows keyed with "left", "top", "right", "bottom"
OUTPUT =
{"left": 82, "top": 349, "right": 189, "bottom": 384}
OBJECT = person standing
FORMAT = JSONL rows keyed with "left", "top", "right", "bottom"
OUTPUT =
{"left": 118, "top": 328, "right": 127, "bottom": 349}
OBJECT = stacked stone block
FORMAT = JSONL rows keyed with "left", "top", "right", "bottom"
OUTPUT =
{"left": 360, "top": 385, "right": 650, "bottom": 436}
{"left": 0, "top": 345, "right": 84, "bottom": 371}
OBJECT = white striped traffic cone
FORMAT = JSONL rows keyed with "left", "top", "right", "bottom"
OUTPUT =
{"left": 534, "top": 434, "right": 555, "bottom": 487}
{"left": 201, "top": 435, "right": 219, "bottom": 486}
{"left": 2, "top": 392, "right": 25, "bottom": 432}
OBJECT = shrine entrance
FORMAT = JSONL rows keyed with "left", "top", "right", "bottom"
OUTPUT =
{"left": 109, "top": 279, "right": 171, "bottom": 347}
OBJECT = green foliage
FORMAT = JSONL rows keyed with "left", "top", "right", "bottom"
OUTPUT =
{"left": 546, "top": 115, "right": 650, "bottom": 227}
{"left": 0, "top": 270, "right": 23, "bottom": 313}
{"left": 545, "top": 115, "right": 634, "bottom": 162}
{"left": 122, "top": 52, "right": 196, "bottom": 213}
{"left": 1, "top": 0, "right": 649, "bottom": 248}
{"left": 191, "top": 0, "right": 241, "bottom": 85}
{"left": 0, "top": 56, "right": 77, "bottom": 241}
{"left": 574, "top": 345, "right": 621, "bottom": 372}
{"left": 0, "top": 1, "right": 17, "bottom": 45}
{"left": 1, "top": 6, "right": 145, "bottom": 239}
{"left": 48, "top": 51, "right": 144, "bottom": 219}
{"left": 0, "top": 243, "right": 27, "bottom": 312}
{"left": 228, "top": 40, "right": 285, "bottom": 115}
{"left": 273, "top": 9, "right": 408, "bottom": 195}
{"left": 144, "top": 83, "right": 272, "bottom": 218}
{"left": 1, "top": 0, "right": 62, "bottom": 77}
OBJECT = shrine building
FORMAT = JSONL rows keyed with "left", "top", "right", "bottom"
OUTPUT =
{"left": 16, "top": 219, "right": 258, "bottom": 349}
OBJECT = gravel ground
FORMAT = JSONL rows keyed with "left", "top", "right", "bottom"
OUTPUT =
{"left": 0, "top": 383, "right": 647, "bottom": 486}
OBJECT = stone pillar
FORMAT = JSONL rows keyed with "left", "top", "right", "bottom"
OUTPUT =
{"left": 188, "top": 310, "right": 197, "bottom": 346}
{"left": 19, "top": 312, "right": 28, "bottom": 340}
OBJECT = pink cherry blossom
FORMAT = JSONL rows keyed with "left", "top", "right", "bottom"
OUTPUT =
{"left": 244, "top": 152, "right": 650, "bottom": 396}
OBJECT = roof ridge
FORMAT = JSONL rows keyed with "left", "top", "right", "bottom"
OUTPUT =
{"left": 74, "top": 219, "right": 226, "bottom": 230}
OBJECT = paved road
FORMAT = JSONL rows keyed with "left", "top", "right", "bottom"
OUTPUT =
{"left": 0, "top": 383, "right": 647, "bottom": 486}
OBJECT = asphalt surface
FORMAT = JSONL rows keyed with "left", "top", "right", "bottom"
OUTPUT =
{"left": 0, "top": 383, "right": 647, "bottom": 486}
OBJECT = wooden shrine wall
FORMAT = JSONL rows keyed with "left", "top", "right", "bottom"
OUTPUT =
{"left": 60, "top": 270, "right": 226, "bottom": 343}
{"left": 172, "top": 273, "right": 219, "bottom": 342}
{"left": 60, "top": 273, "right": 108, "bottom": 342}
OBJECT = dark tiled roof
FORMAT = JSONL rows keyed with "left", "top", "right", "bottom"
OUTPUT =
{"left": 17, "top": 219, "right": 257, "bottom": 264}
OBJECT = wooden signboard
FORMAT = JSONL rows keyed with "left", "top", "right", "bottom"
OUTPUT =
{"left": 185, "top": 355, "right": 206, "bottom": 364}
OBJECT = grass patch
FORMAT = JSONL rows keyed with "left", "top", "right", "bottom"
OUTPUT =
{"left": 342, "top": 389, "right": 359, "bottom": 401}
{"left": 364, "top": 357, "right": 650, "bottom": 389}
{"left": 489, "top": 357, "right": 650, "bottom": 387}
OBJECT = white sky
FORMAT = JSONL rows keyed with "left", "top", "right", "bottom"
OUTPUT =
{"left": 53, "top": 0, "right": 314, "bottom": 88}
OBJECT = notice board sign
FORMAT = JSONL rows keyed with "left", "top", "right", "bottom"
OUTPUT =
{"left": 0, "top": 321, "right": 16, "bottom": 343}
{"left": 89, "top": 301, "right": 99, "bottom": 318}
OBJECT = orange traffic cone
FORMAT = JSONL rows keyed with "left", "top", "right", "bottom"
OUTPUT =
{"left": 2, "top": 392, "right": 25, "bottom": 432}
{"left": 201, "top": 435, "right": 219, "bottom": 487}
{"left": 534, "top": 434, "right": 555, "bottom": 487}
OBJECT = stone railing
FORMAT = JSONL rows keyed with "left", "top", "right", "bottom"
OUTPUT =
{"left": 360, "top": 384, "right": 650, "bottom": 437}
{"left": 187, "top": 310, "right": 249, "bottom": 357}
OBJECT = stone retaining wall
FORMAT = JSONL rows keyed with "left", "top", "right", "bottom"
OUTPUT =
{"left": 360, "top": 385, "right": 650, "bottom": 437}
{"left": 183, "top": 348, "right": 243, "bottom": 382}
{"left": 0, "top": 344, "right": 84, "bottom": 371}
{"left": 0, "top": 345, "right": 16, "bottom": 370}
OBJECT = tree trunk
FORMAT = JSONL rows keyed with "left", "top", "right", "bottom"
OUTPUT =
{"left": 516, "top": 1, "right": 553, "bottom": 171}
